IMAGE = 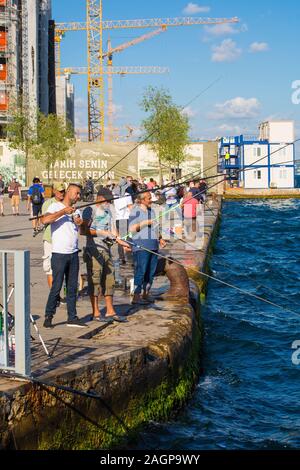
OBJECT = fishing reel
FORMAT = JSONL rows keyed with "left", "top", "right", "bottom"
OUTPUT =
{"left": 103, "top": 237, "right": 116, "bottom": 247}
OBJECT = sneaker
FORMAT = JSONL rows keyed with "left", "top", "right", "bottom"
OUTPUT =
{"left": 33, "top": 230, "right": 37, "bottom": 237}
{"left": 67, "top": 317, "right": 87, "bottom": 328}
{"left": 60, "top": 297, "right": 67, "bottom": 305}
{"left": 43, "top": 317, "right": 54, "bottom": 328}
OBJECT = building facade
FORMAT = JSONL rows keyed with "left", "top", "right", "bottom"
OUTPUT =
{"left": 138, "top": 141, "right": 221, "bottom": 192}
{"left": 219, "top": 121, "right": 295, "bottom": 189}
{"left": 0, "top": 0, "right": 55, "bottom": 136}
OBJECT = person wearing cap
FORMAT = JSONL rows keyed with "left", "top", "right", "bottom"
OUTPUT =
{"left": 8, "top": 176, "right": 21, "bottom": 216}
{"left": 41, "top": 183, "right": 85, "bottom": 329}
{"left": 41, "top": 182, "right": 66, "bottom": 289}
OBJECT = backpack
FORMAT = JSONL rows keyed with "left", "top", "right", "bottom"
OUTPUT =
{"left": 31, "top": 185, "right": 42, "bottom": 205}
{"left": 176, "top": 186, "right": 185, "bottom": 199}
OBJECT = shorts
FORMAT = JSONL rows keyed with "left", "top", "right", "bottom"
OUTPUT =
{"left": 42, "top": 240, "right": 52, "bottom": 276}
{"left": 32, "top": 203, "right": 43, "bottom": 217}
{"left": 11, "top": 195, "right": 20, "bottom": 207}
{"left": 85, "top": 246, "right": 115, "bottom": 297}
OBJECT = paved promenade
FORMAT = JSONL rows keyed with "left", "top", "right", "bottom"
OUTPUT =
{"left": 0, "top": 197, "right": 220, "bottom": 392}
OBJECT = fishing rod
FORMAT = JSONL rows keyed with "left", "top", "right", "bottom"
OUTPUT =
{"left": 29, "top": 141, "right": 300, "bottom": 222}
{"left": 205, "top": 138, "right": 300, "bottom": 184}
{"left": 91, "top": 76, "right": 223, "bottom": 186}
{"left": 29, "top": 166, "right": 208, "bottom": 221}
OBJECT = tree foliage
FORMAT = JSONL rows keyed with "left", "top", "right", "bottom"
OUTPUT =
{"left": 7, "top": 102, "right": 75, "bottom": 183}
{"left": 32, "top": 113, "right": 75, "bottom": 182}
{"left": 6, "top": 102, "right": 36, "bottom": 157}
{"left": 140, "top": 86, "right": 190, "bottom": 179}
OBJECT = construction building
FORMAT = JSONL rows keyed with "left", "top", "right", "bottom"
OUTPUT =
{"left": 0, "top": 0, "right": 55, "bottom": 137}
{"left": 219, "top": 121, "right": 295, "bottom": 189}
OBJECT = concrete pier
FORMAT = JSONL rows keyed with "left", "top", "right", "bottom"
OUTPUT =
{"left": 0, "top": 197, "right": 221, "bottom": 449}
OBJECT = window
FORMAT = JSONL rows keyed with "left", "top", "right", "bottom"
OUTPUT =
{"left": 279, "top": 169, "right": 287, "bottom": 179}
{"left": 253, "top": 147, "right": 261, "bottom": 157}
{"left": 254, "top": 170, "right": 262, "bottom": 180}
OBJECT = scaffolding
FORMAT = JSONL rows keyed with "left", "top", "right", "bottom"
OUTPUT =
{"left": 0, "top": 0, "right": 18, "bottom": 135}
{"left": 20, "top": 0, "right": 29, "bottom": 111}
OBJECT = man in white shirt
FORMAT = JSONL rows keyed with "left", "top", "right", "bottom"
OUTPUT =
{"left": 41, "top": 183, "right": 85, "bottom": 329}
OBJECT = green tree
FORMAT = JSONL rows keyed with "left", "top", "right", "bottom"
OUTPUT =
{"left": 140, "top": 86, "right": 190, "bottom": 183}
{"left": 6, "top": 101, "right": 36, "bottom": 183}
{"left": 32, "top": 113, "right": 75, "bottom": 183}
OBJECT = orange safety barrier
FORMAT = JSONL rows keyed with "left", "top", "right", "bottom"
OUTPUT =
{"left": 0, "top": 31, "right": 7, "bottom": 51}
{"left": 0, "top": 92, "right": 8, "bottom": 112}
{"left": 0, "top": 63, "right": 7, "bottom": 81}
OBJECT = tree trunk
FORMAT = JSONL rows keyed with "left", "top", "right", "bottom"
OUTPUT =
{"left": 158, "top": 156, "right": 163, "bottom": 185}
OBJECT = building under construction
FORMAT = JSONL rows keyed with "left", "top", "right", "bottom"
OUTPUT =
{"left": 0, "top": 0, "right": 55, "bottom": 137}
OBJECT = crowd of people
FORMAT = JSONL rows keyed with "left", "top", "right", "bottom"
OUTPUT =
{"left": 0, "top": 172, "right": 208, "bottom": 329}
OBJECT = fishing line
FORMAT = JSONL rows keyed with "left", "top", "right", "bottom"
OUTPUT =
{"left": 213, "top": 258, "right": 300, "bottom": 308}
{"left": 30, "top": 167, "right": 207, "bottom": 221}
{"left": 92, "top": 76, "right": 223, "bottom": 185}
{"left": 31, "top": 143, "right": 300, "bottom": 225}
{"left": 122, "top": 238, "right": 300, "bottom": 318}
{"left": 161, "top": 221, "right": 300, "bottom": 311}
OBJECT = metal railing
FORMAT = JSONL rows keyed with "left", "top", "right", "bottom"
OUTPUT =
{"left": 0, "top": 250, "right": 31, "bottom": 376}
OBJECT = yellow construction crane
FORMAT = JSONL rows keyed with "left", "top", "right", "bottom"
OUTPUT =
{"left": 55, "top": 1, "right": 239, "bottom": 142}
{"left": 105, "top": 29, "right": 167, "bottom": 141}
{"left": 60, "top": 64, "right": 169, "bottom": 142}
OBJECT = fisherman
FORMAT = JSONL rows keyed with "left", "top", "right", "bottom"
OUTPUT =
{"left": 42, "top": 183, "right": 85, "bottom": 329}
{"left": 41, "top": 182, "right": 66, "bottom": 289}
{"left": 129, "top": 191, "right": 166, "bottom": 305}
{"left": 81, "top": 187, "right": 130, "bottom": 322}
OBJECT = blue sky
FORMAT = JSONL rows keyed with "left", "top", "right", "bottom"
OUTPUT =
{"left": 52, "top": 0, "right": 300, "bottom": 143}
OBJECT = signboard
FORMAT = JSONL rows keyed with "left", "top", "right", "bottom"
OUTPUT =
{"left": 27, "top": 142, "right": 139, "bottom": 185}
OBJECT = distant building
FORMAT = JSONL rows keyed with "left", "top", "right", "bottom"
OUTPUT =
{"left": 138, "top": 141, "right": 222, "bottom": 192}
{"left": 56, "top": 74, "right": 75, "bottom": 131}
{"left": 0, "top": 0, "right": 55, "bottom": 136}
{"left": 219, "top": 121, "right": 295, "bottom": 189}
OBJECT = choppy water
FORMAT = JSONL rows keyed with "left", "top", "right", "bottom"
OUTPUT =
{"left": 136, "top": 199, "right": 300, "bottom": 450}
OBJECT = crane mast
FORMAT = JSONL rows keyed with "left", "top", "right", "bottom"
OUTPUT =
{"left": 55, "top": 2, "right": 239, "bottom": 142}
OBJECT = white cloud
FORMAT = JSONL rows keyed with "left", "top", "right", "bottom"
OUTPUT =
{"left": 109, "top": 103, "right": 125, "bottom": 118}
{"left": 181, "top": 106, "right": 198, "bottom": 118}
{"left": 211, "top": 39, "right": 242, "bottom": 62}
{"left": 183, "top": 3, "right": 210, "bottom": 14}
{"left": 204, "top": 23, "right": 239, "bottom": 37}
{"left": 203, "top": 23, "right": 248, "bottom": 42}
{"left": 218, "top": 124, "right": 243, "bottom": 134}
{"left": 249, "top": 42, "right": 269, "bottom": 53}
{"left": 209, "top": 97, "right": 261, "bottom": 120}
